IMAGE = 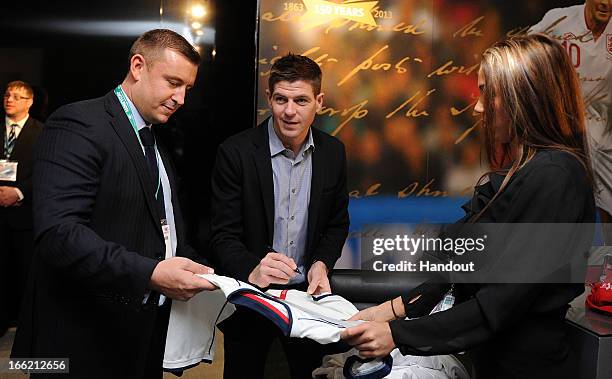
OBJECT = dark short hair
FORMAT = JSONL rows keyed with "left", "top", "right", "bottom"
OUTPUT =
{"left": 268, "top": 53, "right": 322, "bottom": 95}
{"left": 129, "top": 29, "right": 201, "bottom": 67}
{"left": 6, "top": 80, "right": 34, "bottom": 99}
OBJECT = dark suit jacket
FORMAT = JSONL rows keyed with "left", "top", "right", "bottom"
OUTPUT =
{"left": 209, "top": 119, "right": 349, "bottom": 283}
{"left": 389, "top": 150, "right": 596, "bottom": 379}
{"left": 0, "top": 114, "right": 43, "bottom": 229}
{"left": 11, "top": 91, "right": 199, "bottom": 378}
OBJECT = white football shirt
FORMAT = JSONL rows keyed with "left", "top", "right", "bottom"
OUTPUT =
{"left": 531, "top": 4, "right": 612, "bottom": 212}
{"left": 163, "top": 274, "right": 360, "bottom": 371}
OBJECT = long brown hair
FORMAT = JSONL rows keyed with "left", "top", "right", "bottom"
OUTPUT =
{"left": 473, "top": 33, "right": 593, "bottom": 220}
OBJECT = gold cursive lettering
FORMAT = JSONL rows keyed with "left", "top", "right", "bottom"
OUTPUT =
{"left": 260, "top": 45, "right": 338, "bottom": 77}
{"left": 351, "top": 181, "right": 453, "bottom": 199}
{"left": 301, "top": 46, "right": 339, "bottom": 68}
{"left": 416, "top": 179, "right": 447, "bottom": 197}
{"left": 397, "top": 180, "right": 448, "bottom": 198}
{"left": 261, "top": 10, "right": 299, "bottom": 22}
{"left": 338, "top": 45, "right": 390, "bottom": 86}
{"left": 398, "top": 183, "right": 419, "bottom": 198}
{"left": 386, "top": 89, "right": 436, "bottom": 119}
{"left": 349, "top": 190, "right": 362, "bottom": 198}
{"left": 455, "top": 120, "right": 482, "bottom": 144}
{"left": 506, "top": 25, "right": 530, "bottom": 37}
{"left": 336, "top": 46, "right": 418, "bottom": 86}
{"left": 453, "top": 16, "right": 484, "bottom": 38}
{"left": 366, "top": 183, "right": 381, "bottom": 196}
{"left": 537, "top": 16, "right": 567, "bottom": 35}
{"left": 323, "top": 12, "right": 427, "bottom": 36}
{"left": 348, "top": 227, "right": 385, "bottom": 239}
{"left": 259, "top": 45, "right": 282, "bottom": 77}
{"left": 579, "top": 75, "right": 605, "bottom": 82}
{"left": 427, "top": 60, "right": 479, "bottom": 78}
{"left": 450, "top": 100, "right": 478, "bottom": 116}
{"left": 318, "top": 99, "right": 370, "bottom": 136}
{"left": 391, "top": 19, "right": 427, "bottom": 35}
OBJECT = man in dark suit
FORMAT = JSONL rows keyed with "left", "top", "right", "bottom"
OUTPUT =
{"left": 210, "top": 54, "right": 350, "bottom": 379}
{"left": 11, "top": 29, "right": 215, "bottom": 378}
{"left": 0, "top": 80, "right": 43, "bottom": 338}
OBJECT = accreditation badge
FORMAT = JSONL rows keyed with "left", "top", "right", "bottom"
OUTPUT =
{"left": 161, "top": 218, "right": 173, "bottom": 259}
{"left": 0, "top": 160, "right": 18, "bottom": 181}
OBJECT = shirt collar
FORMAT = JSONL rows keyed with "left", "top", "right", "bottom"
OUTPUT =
{"left": 6, "top": 114, "right": 29, "bottom": 130}
{"left": 267, "top": 117, "right": 315, "bottom": 158}
{"left": 303, "top": 127, "right": 315, "bottom": 153}
{"left": 120, "top": 85, "right": 150, "bottom": 131}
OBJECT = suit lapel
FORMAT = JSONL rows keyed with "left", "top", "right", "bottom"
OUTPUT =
{"left": 104, "top": 92, "right": 162, "bottom": 236}
{"left": 253, "top": 121, "right": 275, "bottom": 242}
{"left": 306, "top": 129, "right": 323, "bottom": 253}
{"left": 0, "top": 122, "right": 5, "bottom": 158}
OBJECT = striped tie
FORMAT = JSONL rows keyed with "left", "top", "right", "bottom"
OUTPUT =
{"left": 5, "top": 124, "right": 17, "bottom": 158}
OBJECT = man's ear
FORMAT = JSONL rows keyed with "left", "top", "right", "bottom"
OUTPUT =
{"left": 129, "top": 54, "right": 147, "bottom": 81}
{"left": 315, "top": 92, "right": 324, "bottom": 112}
{"left": 266, "top": 89, "right": 273, "bottom": 108}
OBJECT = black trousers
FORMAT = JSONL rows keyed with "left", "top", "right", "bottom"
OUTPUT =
{"left": 142, "top": 300, "right": 172, "bottom": 379}
{"left": 0, "top": 216, "right": 35, "bottom": 331}
{"left": 29, "top": 300, "right": 172, "bottom": 379}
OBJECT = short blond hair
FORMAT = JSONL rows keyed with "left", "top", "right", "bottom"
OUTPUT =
{"left": 6, "top": 80, "right": 34, "bottom": 99}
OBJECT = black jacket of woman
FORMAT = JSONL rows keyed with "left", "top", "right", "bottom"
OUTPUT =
{"left": 389, "top": 150, "right": 595, "bottom": 379}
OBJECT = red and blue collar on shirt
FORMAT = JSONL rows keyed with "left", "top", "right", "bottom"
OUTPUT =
{"left": 228, "top": 289, "right": 293, "bottom": 336}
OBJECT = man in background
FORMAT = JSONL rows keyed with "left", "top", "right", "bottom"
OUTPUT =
{"left": 0, "top": 80, "right": 43, "bottom": 338}
{"left": 531, "top": 0, "right": 611, "bottom": 242}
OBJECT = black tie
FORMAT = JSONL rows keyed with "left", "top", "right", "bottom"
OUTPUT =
{"left": 5, "top": 124, "right": 17, "bottom": 158}
{"left": 138, "top": 127, "right": 166, "bottom": 219}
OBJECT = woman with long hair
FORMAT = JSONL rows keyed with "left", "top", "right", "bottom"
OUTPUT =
{"left": 341, "top": 33, "right": 595, "bottom": 378}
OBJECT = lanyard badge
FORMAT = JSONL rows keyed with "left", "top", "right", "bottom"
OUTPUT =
{"left": 114, "top": 85, "right": 161, "bottom": 198}
{"left": 430, "top": 285, "right": 455, "bottom": 314}
{"left": 0, "top": 160, "right": 17, "bottom": 181}
{"left": 114, "top": 85, "right": 171, "bottom": 258}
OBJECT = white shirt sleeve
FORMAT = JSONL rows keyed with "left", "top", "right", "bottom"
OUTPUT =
{"left": 14, "top": 187, "right": 24, "bottom": 201}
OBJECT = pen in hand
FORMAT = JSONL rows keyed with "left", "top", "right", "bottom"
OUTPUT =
{"left": 266, "top": 245, "right": 302, "bottom": 274}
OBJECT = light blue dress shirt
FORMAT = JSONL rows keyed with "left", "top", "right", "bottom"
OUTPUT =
{"left": 268, "top": 118, "right": 315, "bottom": 284}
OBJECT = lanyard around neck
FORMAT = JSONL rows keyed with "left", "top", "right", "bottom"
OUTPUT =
{"left": 114, "top": 85, "right": 161, "bottom": 198}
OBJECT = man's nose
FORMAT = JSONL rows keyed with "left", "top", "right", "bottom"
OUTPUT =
{"left": 284, "top": 101, "right": 297, "bottom": 116}
{"left": 172, "top": 87, "right": 186, "bottom": 106}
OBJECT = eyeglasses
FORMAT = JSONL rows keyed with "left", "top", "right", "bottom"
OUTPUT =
{"left": 3, "top": 93, "right": 31, "bottom": 101}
